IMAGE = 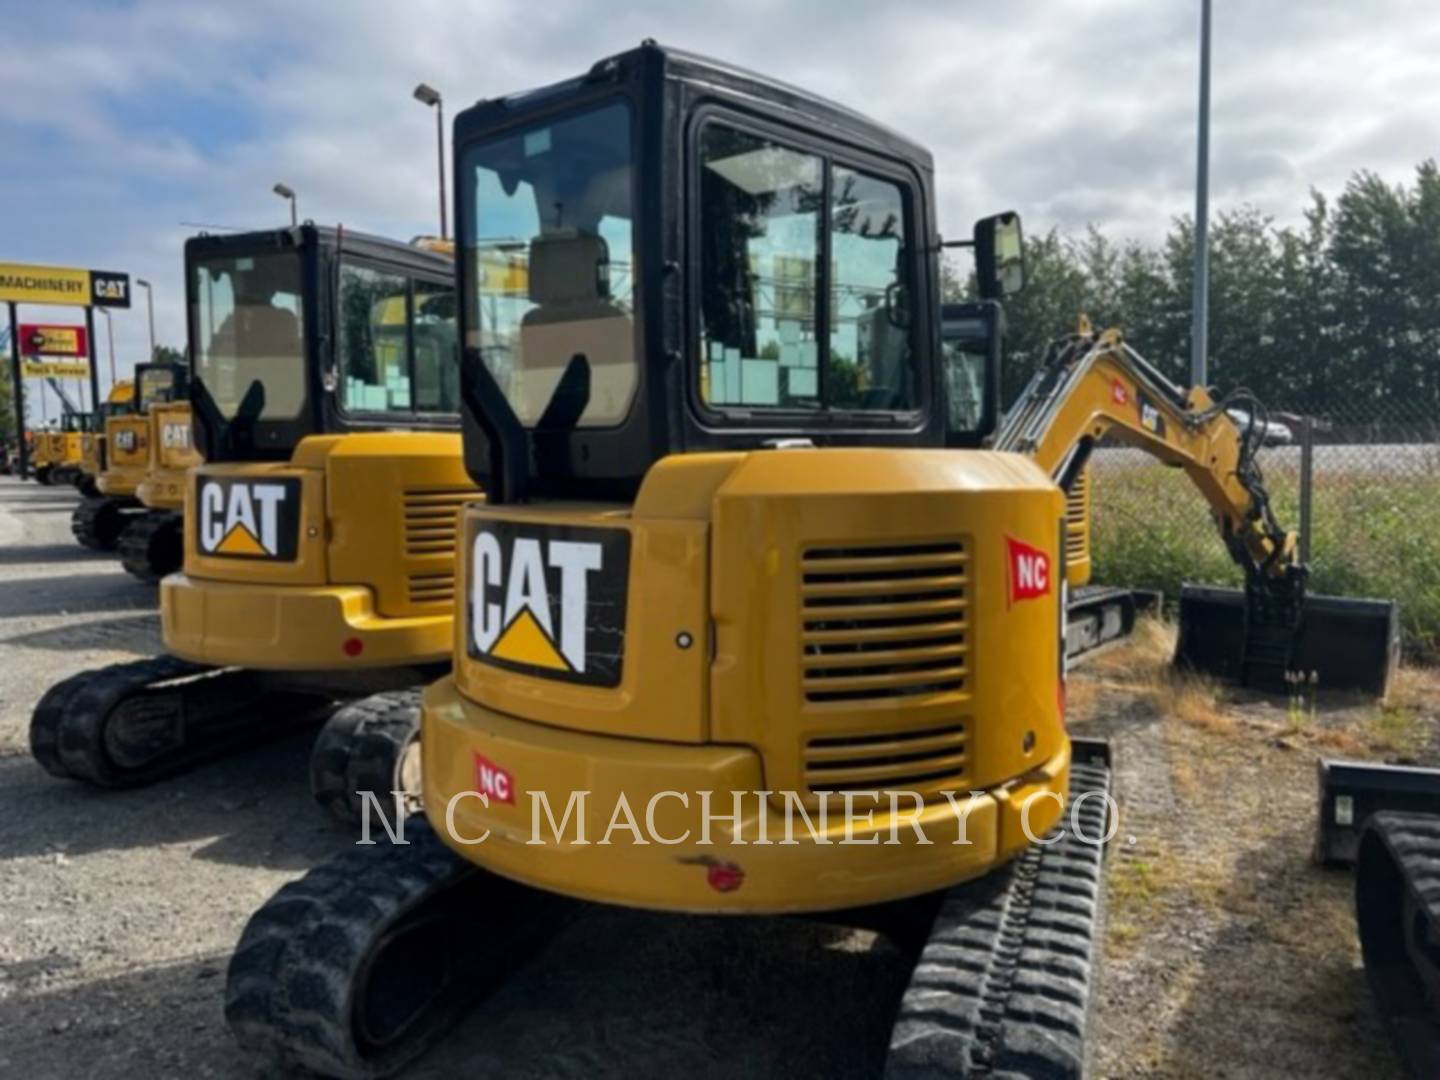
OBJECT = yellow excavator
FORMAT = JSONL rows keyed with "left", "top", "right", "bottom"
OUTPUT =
{"left": 118, "top": 370, "right": 205, "bottom": 581}
{"left": 72, "top": 364, "right": 187, "bottom": 553}
{"left": 32, "top": 224, "right": 476, "bottom": 823}
{"left": 221, "top": 45, "right": 1399, "bottom": 1077}
{"left": 75, "top": 379, "right": 135, "bottom": 497}
{"left": 33, "top": 410, "right": 91, "bottom": 486}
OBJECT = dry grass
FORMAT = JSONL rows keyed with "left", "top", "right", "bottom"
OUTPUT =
{"left": 1077, "top": 616, "right": 1235, "bottom": 734}
{"left": 1073, "top": 615, "right": 1438, "bottom": 760}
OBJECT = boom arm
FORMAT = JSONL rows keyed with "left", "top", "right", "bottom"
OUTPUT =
{"left": 995, "top": 323, "right": 1299, "bottom": 584}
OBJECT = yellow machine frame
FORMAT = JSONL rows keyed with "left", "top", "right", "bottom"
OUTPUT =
{"left": 97, "top": 412, "right": 153, "bottom": 498}
{"left": 423, "top": 449, "right": 1071, "bottom": 912}
{"left": 418, "top": 326, "right": 1306, "bottom": 913}
{"left": 163, "top": 432, "right": 474, "bottom": 671}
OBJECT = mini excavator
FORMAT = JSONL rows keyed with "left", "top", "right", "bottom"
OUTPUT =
{"left": 74, "top": 379, "right": 134, "bottom": 497}
{"left": 73, "top": 365, "right": 185, "bottom": 548}
{"left": 33, "top": 224, "right": 477, "bottom": 824}
{"left": 223, "top": 45, "right": 1398, "bottom": 1078}
{"left": 118, "top": 364, "right": 204, "bottom": 581}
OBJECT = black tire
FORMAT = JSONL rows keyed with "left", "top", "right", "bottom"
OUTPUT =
{"left": 35, "top": 466, "right": 53, "bottom": 486}
{"left": 310, "top": 689, "right": 423, "bottom": 828}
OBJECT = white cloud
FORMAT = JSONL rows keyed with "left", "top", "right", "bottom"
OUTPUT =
{"left": 6, "top": 0, "right": 1440, "bottom": 420}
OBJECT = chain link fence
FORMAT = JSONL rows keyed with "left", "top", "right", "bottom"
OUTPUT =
{"left": 1089, "top": 399, "right": 1440, "bottom": 660}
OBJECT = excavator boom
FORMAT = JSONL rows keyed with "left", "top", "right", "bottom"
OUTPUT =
{"left": 999, "top": 324, "right": 1398, "bottom": 696}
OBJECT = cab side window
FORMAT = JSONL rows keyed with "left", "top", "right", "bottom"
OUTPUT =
{"left": 339, "top": 263, "right": 412, "bottom": 412}
{"left": 338, "top": 261, "right": 458, "bottom": 416}
{"left": 413, "top": 278, "right": 459, "bottom": 413}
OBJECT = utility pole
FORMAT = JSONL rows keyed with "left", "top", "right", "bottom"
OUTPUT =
{"left": 137, "top": 279, "right": 156, "bottom": 361}
{"left": 100, "top": 307, "right": 117, "bottom": 388}
{"left": 1191, "top": 0, "right": 1213, "bottom": 389}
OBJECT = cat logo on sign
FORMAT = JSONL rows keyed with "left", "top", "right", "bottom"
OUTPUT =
{"left": 467, "top": 520, "right": 630, "bottom": 687}
{"left": 196, "top": 476, "right": 301, "bottom": 560}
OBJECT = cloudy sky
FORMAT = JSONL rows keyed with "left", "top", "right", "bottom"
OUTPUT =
{"left": 5, "top": 0, "right": 1439, "bottom": 415}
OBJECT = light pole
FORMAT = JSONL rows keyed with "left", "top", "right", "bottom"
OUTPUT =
{"left": 273, "top": 182, "right": 298, "bottom": 226}
{"left": 99, "top": 307, "right": 117, "bottom": 389}
{"left": 413, "top": 83, "right": 447, "bottom": 241}
{"left": 1191, "top": 0, "right": 1213, "bottom": 389}
{"left": 136, "top": 279, "right": 156, "bottom": 362}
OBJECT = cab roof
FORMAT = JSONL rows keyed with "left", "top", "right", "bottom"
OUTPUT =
{"left": 459, "top": 41, "right": 933, "bottom": 174}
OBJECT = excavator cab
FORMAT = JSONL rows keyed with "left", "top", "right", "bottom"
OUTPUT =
{"left": 34, "top": 224, "right": 479, "bottom": 823}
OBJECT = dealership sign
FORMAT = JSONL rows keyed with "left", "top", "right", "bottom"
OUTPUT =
{"left": 0, "top": 262, "right": 131, "bottom": 308}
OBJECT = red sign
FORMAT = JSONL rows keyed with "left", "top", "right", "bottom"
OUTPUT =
{"left": 1007, "top": 536, "right": 1051, "bottom": 607}
{"left": 20, "top": 323, "right": 88, "bottom": 357}
{"left": 1111, "top": 379, "right": 1129, "bottom": 406}
{"left": 473, "top": 753, "right": 515, "bottom": 805}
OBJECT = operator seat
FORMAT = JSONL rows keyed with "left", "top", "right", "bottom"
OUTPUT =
{"left": 517, "top": 229, "right": 634, "bottom": 427}
{"left": 210, "top": 304, "right": 304, "bottom": 415}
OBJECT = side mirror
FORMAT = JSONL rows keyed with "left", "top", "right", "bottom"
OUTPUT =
{"left": 974, "top": 212, "right": 1025, "bottom": 300}
{"left": 939, "top": 301, "right": 1003, "bottom": 446}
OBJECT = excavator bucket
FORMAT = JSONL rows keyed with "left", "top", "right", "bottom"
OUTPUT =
{"left": 1174, "top": 583, "right": 1400, "bottom": 698}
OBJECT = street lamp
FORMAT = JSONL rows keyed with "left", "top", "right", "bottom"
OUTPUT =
{"left": 273, "top": 182, "right": 298, "bottom": 226}
{"left": 136, "top": 279, "right": 156, "bottom": 362}
{"left": 413, "top": 82, "right": 447, "bottom": 241}
{"left": 99, "top": 308, "right": 117, "bottom": 388}
{"left": 1191, "top": 0, "right": 1212, "bottom": 389}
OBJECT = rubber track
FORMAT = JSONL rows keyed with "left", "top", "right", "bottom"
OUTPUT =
{"left": 118, "top": 510, "right": 182, "bottom": 583}
{"left": 1356, "top": 812, "right": 1440, "bottom": 1078}
{"left": 71, "top": 496, "right": 139, "bottom": 551}
{"left": 29, "top": 655, "right": 318, "bottom": 788}
{"left": 310, "top": 688, "right": 423, "bottom": 827}
{"left": 225, "top": 816, "right": 561, "bottom": 1079}
{"left": 886, "top": 760, "right": 1112, "bottom": 1079}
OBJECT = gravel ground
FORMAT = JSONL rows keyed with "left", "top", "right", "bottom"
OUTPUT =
{"left": 0, "top": 474, "right": 1427, "bottom": 1078}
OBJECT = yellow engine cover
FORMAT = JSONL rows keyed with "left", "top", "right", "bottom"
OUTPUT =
{"left": 422, "top": 448, "right": 1074, "bottom": 913}
{"left": 98, "top": 414, "right": 150, "bottom": 497}
{"left": 165, "top": 432, "right": 477, "bottom": 670}
{"left": 137, "top": 401, "right": 203, "bottom": 510}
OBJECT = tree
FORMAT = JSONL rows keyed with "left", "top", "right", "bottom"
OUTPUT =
{"left": 0, "top": 374, "right": 16, "bottom": 443}
{"left": 935, "top": 156, "right": 1440, "bottom": 420}
{"left": 1329, "top": 161, "right": 1440, "bottom": 413}
{"left": 152, "top": 344, "right": 186, "bottom": 366}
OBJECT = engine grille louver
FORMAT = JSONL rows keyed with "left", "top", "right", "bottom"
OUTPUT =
{"left": 798, "top": 540, "right": 971, "bottom": 795}
{"left": 402, "top": 488, "right": 472, "bottom": 605}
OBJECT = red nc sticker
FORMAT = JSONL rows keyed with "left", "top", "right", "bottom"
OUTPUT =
{"left": 473, "top": 753, "right": 515, "bottom": 805}
{"left": 1007, "top": 536, "right": 1052, "bottom": 608}
{"left": 1111, "top": 379, "right": 1129, "bottom": 406}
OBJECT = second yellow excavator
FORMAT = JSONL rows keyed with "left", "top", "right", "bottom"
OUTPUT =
{"left": 74, "top": 379, "right": 135, "bottom": 497}
{"left": 33, "top": 224, "right": 477, "bottom": 824}
{"left": 72, "top": 362, "right": 188, "bottom": 554}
